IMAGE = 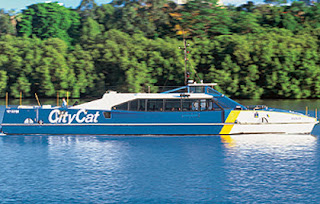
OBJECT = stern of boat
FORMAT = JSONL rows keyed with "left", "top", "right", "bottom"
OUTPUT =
{"left": 220, "top": 109, "right": 318, "bottom": 135}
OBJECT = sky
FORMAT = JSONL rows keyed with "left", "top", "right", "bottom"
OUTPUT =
{"left": 1, "top": 0, "right": 265, "bottom": 11}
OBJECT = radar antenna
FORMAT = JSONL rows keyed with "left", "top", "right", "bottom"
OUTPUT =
{"left": 180, "top": 33, "right": 202, "bottom": 85}
{"left": 183, "top": 36, "right": 188, "bottom": 85}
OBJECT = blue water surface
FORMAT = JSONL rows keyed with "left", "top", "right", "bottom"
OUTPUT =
{"left": 0, "top": 134, "right": 320, "bottom": 203}
{"left": 0, "top": 104, "right": 320, "bottom": 203}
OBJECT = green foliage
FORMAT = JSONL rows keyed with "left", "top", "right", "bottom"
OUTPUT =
{"left": 67, "top": 44, "right": 97, "bottom": 96}
{"left": 0, "top": 9, "right": 15, "bottom": 35}
{"left": 0, "top": 35, "right": 77, "bottom": 98}
{"left": 179, "top": 0, "right": 232, "bottom": 38}
{"left": 84, "top": 29, "right": 184, "bottom": 92}
{"left": 231, "top": 11, "right": 262, "bottom": 34}
{"left": 264, "top": 0, "right": 287, "bottom": 4}
{"left": 0, "top": 70, "right": 8, "bottom": 96}
{"left": 80, "top": 17, "right": 102, "bottom": 44}
{"left": 16, "top": 2, "right": 80, "bottom": 45}
{"left": 77, "top": 0, "right": 98, "bottom": 19}
{"left": 1, "top": 1, "right": 320, "bottom": 99}
{"left": 94, "top": 4, "right": 114, "bottom": 28}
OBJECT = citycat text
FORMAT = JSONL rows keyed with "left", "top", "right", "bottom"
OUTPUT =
{"left": 48, "top": 109, "right": 100, "bottom": 124}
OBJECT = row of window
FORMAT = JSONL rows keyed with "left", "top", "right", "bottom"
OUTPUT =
{"left": 167, "top": 87, "right": 208, "bottom": 94}
{"left": 112, "top": 99, "right": 224, "bottom": 112}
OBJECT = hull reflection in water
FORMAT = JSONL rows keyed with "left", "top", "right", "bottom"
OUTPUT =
{"left": 220, "top": 134, "right": 319, "bottom": 203}
{"left": 221, "top": 134, "right": 316, "bottom": 149}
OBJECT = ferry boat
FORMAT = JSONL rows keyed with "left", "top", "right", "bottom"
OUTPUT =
{"left": 1, "top": 82, "right": 318, "bottom": 135}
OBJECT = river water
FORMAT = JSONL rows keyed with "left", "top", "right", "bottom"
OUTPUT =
{"left": 0, "top": 101, "right": 319, "bottom": 203}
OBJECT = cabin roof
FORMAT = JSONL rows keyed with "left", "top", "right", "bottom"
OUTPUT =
{"left": 71, "top": 93, "right": 212, "bottom": 110}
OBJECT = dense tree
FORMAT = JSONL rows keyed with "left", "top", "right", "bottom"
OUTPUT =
{"left": 237, "top": 1, "right": 255, "bottom": 12}
{"left": 84, "top": 29, "right": 184, "bottom": 92}
{"left": 1, "top": 1, "right": 320, "bottom": 99}
{"left": 0, "top": 9, "right": 15, "bottom": 35}
{"left": 0, "top": 70, "right": 8, "bottom": 96}
{"left": 179, "top": 0, "right": 232, "bottom": 38}
{"left": 264, "top": 0, "right": 287, "bottom": 4}
{"left": 94, "top": 4, "right": 114, "bottom": 29}
{"left": 67, "top": 44, "right": 97, "bottom": 96}
{"left": 231, "top": 11, "right": 262, "bottom": 34}
{"left": 80, "top": 17, "right": 102, "bottom": 44}
{"left": 77, "top": 0, "right": 98, "bottom": 19}
{"left": 0, "top": 35, "right": 77, "bottom": 98}
{"left": 17, "top": 2, "right": 80, "bottom": 45}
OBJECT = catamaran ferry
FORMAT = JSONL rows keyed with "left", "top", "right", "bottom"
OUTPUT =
{"left": 1, "top": 82, "right": 318, "bottom": 135}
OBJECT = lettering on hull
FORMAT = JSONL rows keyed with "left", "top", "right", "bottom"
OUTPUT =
{"left": 48, "top": 109, "right": 100, "bottom": 124}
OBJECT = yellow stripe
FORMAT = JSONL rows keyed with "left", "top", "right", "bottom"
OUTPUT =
{"left": 219, "top": 110, "right": 240, "bottom": 134}
{"left": 219, "top": 124, "right": 234, "bottom": 134}
{"left": 225, "top": 110, "right": 240, "bottom": 123}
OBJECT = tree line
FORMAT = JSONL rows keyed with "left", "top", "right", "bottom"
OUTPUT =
{"left": 1, "top": 0, "right": 320, "bottom": 99}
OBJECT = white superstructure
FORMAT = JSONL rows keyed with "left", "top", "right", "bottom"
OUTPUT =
{"left": 72, "top": 92, "right": 212, "bottom": 110}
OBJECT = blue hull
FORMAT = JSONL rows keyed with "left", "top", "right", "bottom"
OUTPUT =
{"left": 1, "top": 124, "right": 225, "bottom": 135}
{"left": 1, "top": 108, "right": 232, "bottom": 135}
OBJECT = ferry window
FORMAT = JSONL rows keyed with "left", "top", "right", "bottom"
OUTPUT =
{"left": 189, "top": 86, "right": 205, "bottom": 93}
{"left": 200, "top": 99, "right": 207, "bottom": 111}
{"left": 192, "top": 100, "right": 199, "bottom": 111}
{"left": 113, "top": 102, "right": 128, "bottom": 110}
{"left": 138, "top": 99, "right": 146, "bottom": 111}
{"left": 103, "top": 112, "right": 111, "bottom": 118}
{"left": 182, "top": 99, "right": 200, "bottom": 111}
{"left": 129, "top": 99, "right": 138, "bottom": 111}
{"left": 207, "top": 99, "right": 221, "bottom": 111}
{"left": 212, "top": 98, "right": 229, "bottom": 109}
{"left": 147, "top": 99, "right": 163, "bottom": 111}
{"left": 164, "top": 99, "right": 181, "bottom": 111}
{"left": 113, "top": 99, "right": 147, "bottom": 111}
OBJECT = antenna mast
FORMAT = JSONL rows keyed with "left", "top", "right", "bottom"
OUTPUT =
{"left": 181, "top": 33, "right": 201, "bottom": 84}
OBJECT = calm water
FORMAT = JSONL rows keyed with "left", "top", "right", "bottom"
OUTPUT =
{"left": 0, "top": 102, "right": 320, "bottom": 203}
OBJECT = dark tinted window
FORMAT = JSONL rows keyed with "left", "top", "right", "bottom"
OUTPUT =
{"left": 189, "top": 86, "right": 205, "bottom": 93}
{"left": 113, "top": 99, "right": 145, "bottom": 111}
{"left": 103, "top": 112, "right": 111, "bottom": 118}
{"left": 211, "top": 100, "right": 222, "bottom": 110}
{"left": 113, "top": 102, "right": 128, "bottom": 110}
{"left": 112, "top": 98, "right": 221, "bottom": 112}
{"left": 201, "top": 99, "right": 222, "bottom": 111}
{"left": 147, "top": 99, "right": 163, "bottom": 111}
{"left": 164, "top": 99, "right": 181, "bottom": 111}
{"left": 200, "top": 99, "right": 207, "bottom": 111}
{"left": 182, "top": 99, "right": 199, "bottom": 111}
{"left": 129, "top": 99, "right": 138, "bottom": 111}
{"left": 138, "top": 99, "right": 146, "bottom": 111}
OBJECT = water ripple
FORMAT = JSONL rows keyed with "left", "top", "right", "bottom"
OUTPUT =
{"left": 0, "top": 135, "right": 318, "bottom": 203}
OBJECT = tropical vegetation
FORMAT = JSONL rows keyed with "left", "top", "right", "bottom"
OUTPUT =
{"left": 1, "top": 0, "right": 320, "bottom": 99}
